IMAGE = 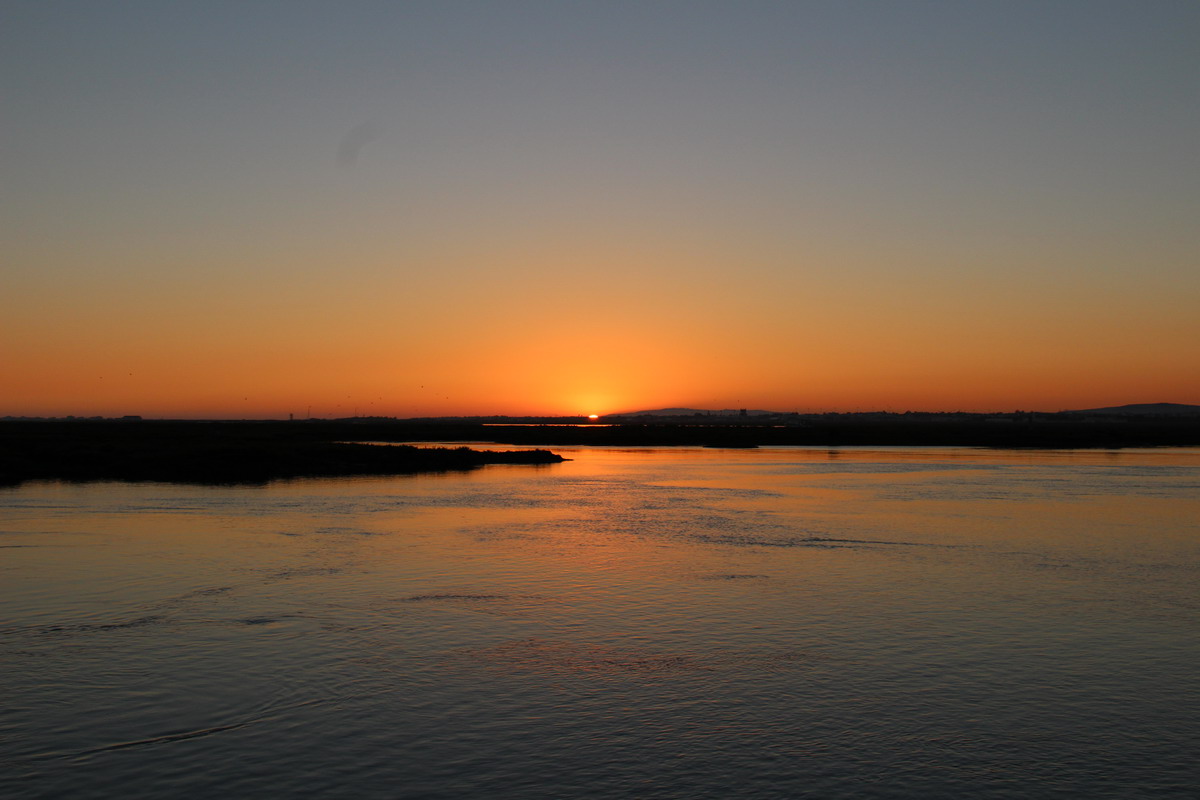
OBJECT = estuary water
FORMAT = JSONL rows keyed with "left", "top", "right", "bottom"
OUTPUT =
{"left": 2, "top": 446, "right": 1198, "bottom": 799}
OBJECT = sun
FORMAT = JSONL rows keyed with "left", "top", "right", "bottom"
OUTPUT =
{"left": 587, "top": 414, "right": 599, "bottom": 421}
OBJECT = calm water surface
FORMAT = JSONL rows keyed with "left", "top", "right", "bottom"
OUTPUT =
{"left": 2, "top": 446, "right": 1198, "bottom": 798}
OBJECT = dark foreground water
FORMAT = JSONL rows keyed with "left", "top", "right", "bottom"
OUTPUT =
{"left": 2, "top": 446, "right": 1198, "bottom": 799}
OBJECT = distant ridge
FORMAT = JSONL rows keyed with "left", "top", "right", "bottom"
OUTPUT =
{"left": 1066, "top": 402, "right": 1200, "bottom": 416}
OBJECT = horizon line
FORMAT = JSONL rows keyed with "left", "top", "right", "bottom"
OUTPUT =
{"left": 5, "top": 401, "right": 1199, "bottom": 423}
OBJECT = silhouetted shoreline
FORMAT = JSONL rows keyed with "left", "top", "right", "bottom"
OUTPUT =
{"left": 0, "top": 421, "right": 564, "bottom": 486}
{"left": 3, "top": 416, "right": 1199, "bottom": 486}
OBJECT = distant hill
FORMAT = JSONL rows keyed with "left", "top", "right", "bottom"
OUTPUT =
{"left": 1067, "top": 403, "right": 1200, "bottom": 416}
{"left": 614, "top": 407, "right": 780, "bottom": 417}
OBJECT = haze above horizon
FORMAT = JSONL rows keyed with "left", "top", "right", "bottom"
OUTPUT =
{"left": 4, "top": 1, "right": 1198, "bottom": 418}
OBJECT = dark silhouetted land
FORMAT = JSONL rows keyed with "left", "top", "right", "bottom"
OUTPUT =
{"left": 0, "top": 421, "right": 564, "bottom": 486}
{"left": 334, "top": 405, "right": 1200, "bottom": 449}
{"left": 3, "top": 409, "right": 1199, "bottom": 486}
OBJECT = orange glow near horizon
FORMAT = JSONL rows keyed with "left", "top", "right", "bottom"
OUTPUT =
{"left": 3, "top": 250, "right": 1199, "bottom": 419}
{"left": 5, "top": 4, "right": 1200, "bottom": 421}
{"left": 5, "top": 140, "right": 1198, "bottom": 419}
{"left": 4, "top": 147, "right": 1198, "bottom": 419}
{"left": 4, "top": 313, "right": 1198, "bottom": 420}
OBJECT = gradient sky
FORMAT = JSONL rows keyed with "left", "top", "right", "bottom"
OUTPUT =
{"left": 4, "top": 0, "right": 1198, "bottom": 417}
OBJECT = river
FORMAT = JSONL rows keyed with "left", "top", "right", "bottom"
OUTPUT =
{"left": 2, "top": 446, "right": 1197, "bottom": 798}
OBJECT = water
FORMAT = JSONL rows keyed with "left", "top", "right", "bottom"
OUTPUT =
{"left": 2, "top": 446, "right": 1198, "bottom": 798}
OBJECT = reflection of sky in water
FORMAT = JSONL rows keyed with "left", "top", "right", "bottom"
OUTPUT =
{"left": 2, "top": 447, "right": 1198, "bottom": 798}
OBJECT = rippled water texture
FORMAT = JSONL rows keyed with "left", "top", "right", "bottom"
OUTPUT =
{"left": 3, "top": 447, "right": 1198, "bottom": 798}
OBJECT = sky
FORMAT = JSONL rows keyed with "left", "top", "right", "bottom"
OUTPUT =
{"left": 3, "top": 0, "right": 1198, "bottom": 418}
